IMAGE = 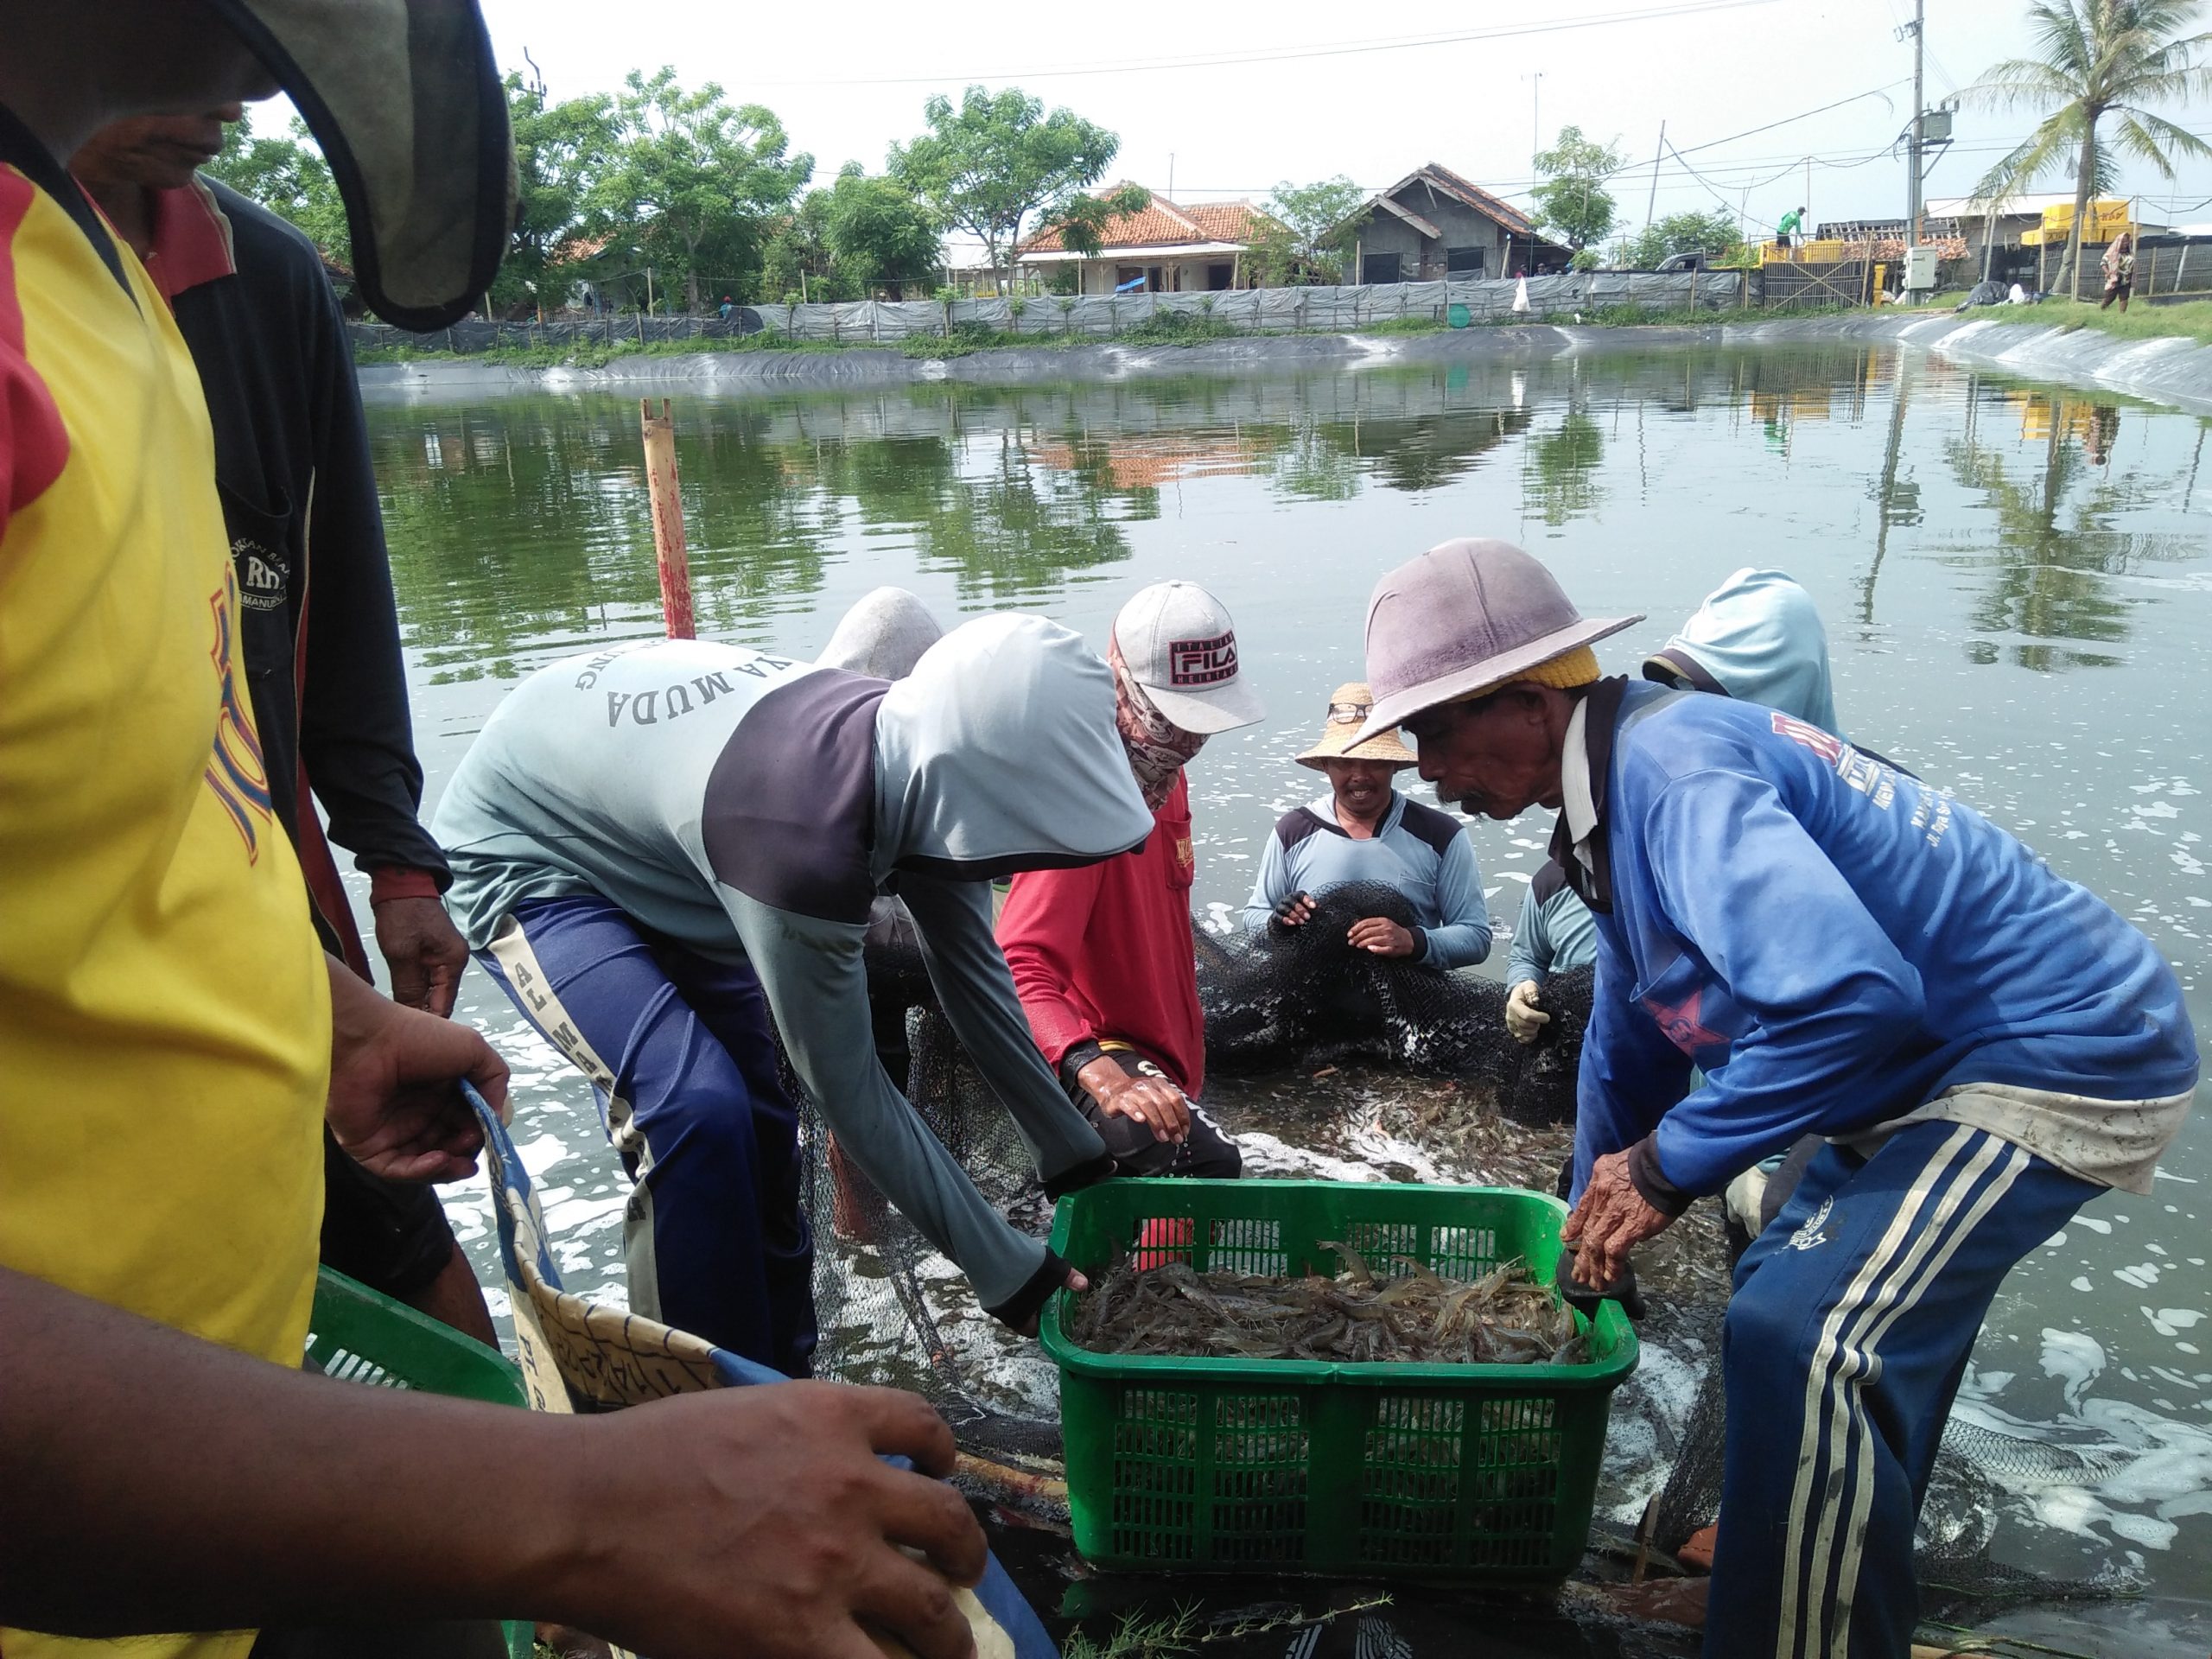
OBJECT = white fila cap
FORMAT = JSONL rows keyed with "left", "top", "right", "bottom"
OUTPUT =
{"left": 1111, "top": 581, "right": 1266, "bottom": 735}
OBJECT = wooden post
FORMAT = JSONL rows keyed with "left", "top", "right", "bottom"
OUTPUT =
{"left": 639, "top": 398, "right": 696, "bottom": 639}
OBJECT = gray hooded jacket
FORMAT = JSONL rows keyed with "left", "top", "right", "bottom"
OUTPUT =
{"left": 435, "top": 615, "right": 1154, "bottom": 1311}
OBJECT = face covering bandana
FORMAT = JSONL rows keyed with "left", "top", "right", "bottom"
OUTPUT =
{"left": 1109, "top": 639, "right": 1205, "bottom": 810}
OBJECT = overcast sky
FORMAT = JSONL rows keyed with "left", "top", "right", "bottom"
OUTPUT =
{"left": 450, "top": 0, "right": 2212, "bottom": 243}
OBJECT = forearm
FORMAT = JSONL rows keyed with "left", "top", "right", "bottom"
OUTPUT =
{"left": 0, "top": 1266, "right": 584, "bottom": 1634}
{"left": 1417, "top": 917, "right": 1493, "bottom": 970}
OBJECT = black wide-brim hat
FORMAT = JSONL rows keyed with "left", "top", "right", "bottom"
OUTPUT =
{"left": 210, "top": 0, "right": 513, "bottom": 330}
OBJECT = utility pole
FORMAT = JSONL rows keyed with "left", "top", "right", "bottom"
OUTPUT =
{"left": 1804, "top": 156, "right": 1813, "bottom": 234}
{"left": 1906, "top": 0, "right": 1925, "bottom": 251}
{"left": 1645, "top": 119, "right": 1666, "bottom": 229}
{"left": 1525, "top": 73, "right": 1544, "bottom": 166}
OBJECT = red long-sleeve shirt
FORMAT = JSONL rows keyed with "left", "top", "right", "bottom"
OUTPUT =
{"left": 997, "top": 772, "right": 1205, "bottom": 1098}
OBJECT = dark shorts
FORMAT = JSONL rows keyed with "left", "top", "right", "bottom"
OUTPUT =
{"left": 318, "top": 1127, "right": 461, "bottom": 1299}
{"left": 1071, "top": 1048, "right": 1242, "bottom": 1179}
{"left": 2106, "top": 278, "right": 2133, "bottom": 296}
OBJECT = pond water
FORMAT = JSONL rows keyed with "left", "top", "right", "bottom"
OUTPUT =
{"left": 362, "top": 340, "right": 2212, "bottom": 1625}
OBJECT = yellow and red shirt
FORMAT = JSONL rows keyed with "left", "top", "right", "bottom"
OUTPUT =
{"left": 1, "top": 104, "right": 329, "bottom": 1659}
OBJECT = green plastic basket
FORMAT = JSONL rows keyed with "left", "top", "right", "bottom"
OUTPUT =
{"left": 307, "top": 1269, "right": 532, "bottom": 1656}
{"left": 1040, "top": 1179, "right": 1637, "bottom": 1584}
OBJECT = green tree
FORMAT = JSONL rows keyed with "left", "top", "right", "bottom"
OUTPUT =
{"left": 1245, "top": 176, "right": 1364, "bottom": 286}
{"left": 1530, "top": 126, "right": 1624, "bottom": 251}
{"left": 596, "top": 67, "right": 813, "bottom": 312}
{"left": 823, "top": 164, "right": 942, "bottom": 296}
{"left": 1967, "top": 0, "right": 2212, "bottom": 298}
{"left": 888, "top": 86, "right": 1143, "bottom": 292}
{"left": 1617, "top": 210, "right": 1748, "bottom": 270}
{"left": 491, "top": 71, "right": 620, "bottom": 315}
{"left": 205, "top": 114, "right": 349, "bottom": 267}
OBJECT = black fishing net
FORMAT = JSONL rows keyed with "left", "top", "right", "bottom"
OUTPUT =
{"left": 1198, "top": 880, "right": 1589, "bottom": 1124}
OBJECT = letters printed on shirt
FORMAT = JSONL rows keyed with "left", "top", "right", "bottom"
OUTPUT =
{"left": 232, "top": 532, "right": 290, "bottom": 613}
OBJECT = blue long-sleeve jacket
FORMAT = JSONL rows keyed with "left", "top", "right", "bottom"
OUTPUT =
{"left": 1568, "top": 683, "right": 2197, "bottom": 1205}
{"left": 1506, "top": 859, "right": 1598, "bottom": 987}
{"left": 1243, "top": 791, "right": 1492, "bottom": 969}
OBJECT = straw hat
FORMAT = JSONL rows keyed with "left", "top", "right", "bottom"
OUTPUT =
{"left": 1297, "top": 683, "right": 1419, "bottom": 770}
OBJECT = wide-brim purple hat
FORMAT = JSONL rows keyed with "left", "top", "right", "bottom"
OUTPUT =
{"left": 1357, "top": 538, "right": 1643, "bottom": 741}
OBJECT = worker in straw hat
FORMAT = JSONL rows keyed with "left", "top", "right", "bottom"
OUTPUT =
{"left": 1360, "top": 536, "right": 2196, "bottom": 1654}
{"left": 1243, "top": 683, "right": 1493, "bottom": 972}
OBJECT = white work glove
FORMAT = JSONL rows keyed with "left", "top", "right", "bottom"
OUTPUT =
{"left": 1505, "top": 979, "right": 1551, "bottom": 1045}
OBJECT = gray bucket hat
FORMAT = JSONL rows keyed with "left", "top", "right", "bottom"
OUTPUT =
{"left": 209, "top": 0, "right": 513, "bottom": 330}
{"left": 1357, "top": 538, "right": 1643, "bottom": 741}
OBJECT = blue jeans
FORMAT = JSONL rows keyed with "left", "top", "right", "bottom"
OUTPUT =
{"left": 477, "top": 892, "right": 816, "bottom": 1376}
{"left": 1706, "top": 1120, "right": 2099, "bottom": 1658}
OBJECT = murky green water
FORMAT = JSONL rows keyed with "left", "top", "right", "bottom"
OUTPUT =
{"left": 365, "top": 341, "right": 2212, "bottom": 1611}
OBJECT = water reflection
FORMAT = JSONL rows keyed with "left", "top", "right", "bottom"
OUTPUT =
{"left": 1935, "top": 390, "right": 2200, "bottom": 671}
{"left": 365, "top": 349, "right": 2207, "bottom": 687}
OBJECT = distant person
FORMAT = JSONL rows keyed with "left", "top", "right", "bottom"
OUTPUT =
{"left": 1244, "top": 683, "right": 1493, "bottom": 973}
{"left": 1000, "top": 582, "right": 1262, "bottom": 1179}
{"left": 70, "top": 107, "right": 490, "bottom": 1345}
{"left": 1504, "top": 856, "right": 1596, "bottom": 1045}
{"left": 435, "top": 617, "right": 1154, "bottom": 1368}
{"left": 1777, "top": 205, "right": 1806, "bottom": 248}
{"left": 718, "top": 294, "right": 734, "bottom": 321}
{"left": 2101, "top": 230, "right": 2136, "bottom": 312}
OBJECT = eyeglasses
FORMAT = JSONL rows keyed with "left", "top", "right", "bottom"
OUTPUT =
{"left": 1326, "top": 701, "right": 1371, "bottom": 722}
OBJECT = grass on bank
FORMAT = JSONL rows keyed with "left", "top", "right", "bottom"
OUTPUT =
{"left": 2041, "top": 296, "right": 2212, "bottom": 346}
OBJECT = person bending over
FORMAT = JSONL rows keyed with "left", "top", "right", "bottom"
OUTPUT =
{"left": 1362, "top": 536, "right": 2195, "bottom": 1657}
{"left": 1245, "top": 681, "right": 1492, "bottom": 971}
{"left": 435, "top": 617, "right": 1153, "bottom": 1370}
{"left": 999, "top": 582, "right": 1262, "bottom": 1179}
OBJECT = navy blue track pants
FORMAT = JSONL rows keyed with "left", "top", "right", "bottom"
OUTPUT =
{"left": 477, "top": 892, "right": 817, "bottom": 1377}
{"left": 1706, "top": 1120, "right": 2099, "bottom": 1658}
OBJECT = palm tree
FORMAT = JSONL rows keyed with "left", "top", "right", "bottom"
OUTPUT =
{"left": 1967, "top": 0, "right": 2212, "bottom": 298}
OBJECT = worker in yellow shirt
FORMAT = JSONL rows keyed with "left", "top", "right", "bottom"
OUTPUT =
{"left": 0, "top": 3, "right": 987, "bottom": 1657}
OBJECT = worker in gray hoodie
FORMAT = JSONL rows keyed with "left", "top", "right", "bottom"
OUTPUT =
{"left": 434, "top": 613, "right": 1154, "bottom": 1374}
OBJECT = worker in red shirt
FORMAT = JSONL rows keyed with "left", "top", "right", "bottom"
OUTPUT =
{"left": 999, "top": 582, "right": 1262, "bottom": 1177}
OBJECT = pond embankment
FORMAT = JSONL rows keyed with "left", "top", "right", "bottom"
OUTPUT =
{"left": 356, "top": 309, "right": 2212, "bottom": 416}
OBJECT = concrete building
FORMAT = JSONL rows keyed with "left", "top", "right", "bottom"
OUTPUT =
{"left": 1336, "top": 163, "right": 1568, "bottom": 283}
{"left": 1017, "top": 191, "right": 1274, "bottom": 296}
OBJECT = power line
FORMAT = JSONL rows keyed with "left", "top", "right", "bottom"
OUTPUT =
{"left": 738, "top": 0, "right": 1791, "bottom": 87}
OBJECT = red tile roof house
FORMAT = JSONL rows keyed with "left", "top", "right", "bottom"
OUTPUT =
{"left": 1338, "top": 163, "right": 1571, "bottom": 284}
{"left": 1017, "top": 190, "right": 1279, "bottom": 296}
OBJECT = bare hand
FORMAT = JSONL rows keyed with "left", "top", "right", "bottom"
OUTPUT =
{"left": 373, "top": 893, "right": 470, "bottom": 1017}
{"left": 326, "top": 955, "right": 507, "bottom": 1183}
{"left": 1505, "top": 979, "right": 1550, "bottom": 1044}
{"left": 1560, "top": 1150, "right": 1673, "bottom": 1290}
{"left": 1077, "top": 1057, "right": 1192, "bottom": 1145}
{"left": 1347, "top": 917, "right": 1416, "bottom": 957}
{"left": 572, "top": 1382, "right": 988, "bottom": 1659}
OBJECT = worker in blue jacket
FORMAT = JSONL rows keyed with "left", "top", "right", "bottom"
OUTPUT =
{"left": 1361, "top": 537, "right": 2197, "bottom": 1658}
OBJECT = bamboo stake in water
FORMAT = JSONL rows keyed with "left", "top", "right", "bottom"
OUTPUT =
{"left": 639, "top": 398, "right": 695, "bottom": 639}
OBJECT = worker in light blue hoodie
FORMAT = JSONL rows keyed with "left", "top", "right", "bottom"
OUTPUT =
{"left": 1363, "top": 538, "right": 2196, "bottom": 1659}
{"left": 1642, "top": 565, "right": 1843, "bottom": 737}
{"left": 434, "top": 613, "right": 1154, "bottom": 1375}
